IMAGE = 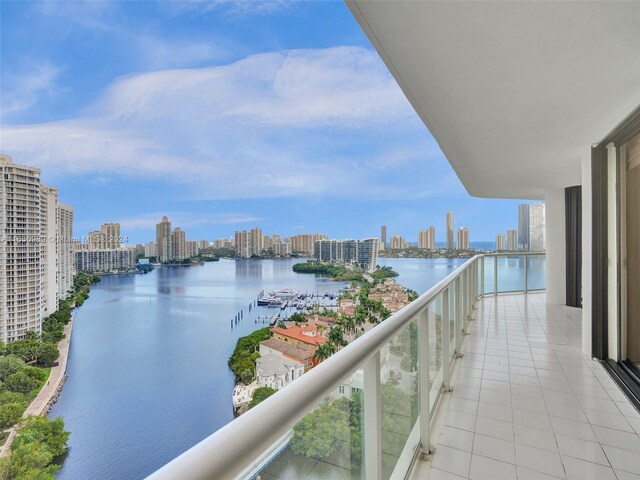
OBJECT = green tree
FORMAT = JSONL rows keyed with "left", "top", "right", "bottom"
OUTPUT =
{"left": 248, "top": 387, "right": 276, "bottom": 409}
{"left": 5, "top": 371, "right": 37, "bottom": 394}
{"left": 0, "top": 402, "right": 27, "bottom": 430}
{"left": 0, "top": 391, "right": 27, "bottom": 405}
{"left": 13, "top": 416, "right": 70, "bottom": 458}
{"left": 313, "top": 343, "right": 334, "bottom": 363}
{"left": 35, "top": 343, "right": 59, "bottom": 367}
{"left": 288, "top": 312, "right": 307, "bottom": 323}
{"left": 240, "top": 369, "right": 253, "bottom": 385}
{"left": 0, "top": 355, "right": 26, "bottom": 382}
{"left": 328, "top": 325, "right": 347, "bottom": 350}
{"left": 228, "top": 328, "right": 271, "bottom": 380}
{"left": 4, "top": 441, "right": 59, "bottom": 480}
{"left": 5, "top": 339, "right": 40, "bottom": 363}
{"left": 291, "top": 397, "right": 351, "bottom": 459}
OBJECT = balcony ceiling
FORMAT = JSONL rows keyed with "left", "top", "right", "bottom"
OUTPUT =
{"left": 347, "top": 1, "right": 640, "bottom": 199}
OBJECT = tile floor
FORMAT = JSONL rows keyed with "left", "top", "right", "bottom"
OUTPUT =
{"left": 423, "top": 293, "right": 640, "bottom": 480}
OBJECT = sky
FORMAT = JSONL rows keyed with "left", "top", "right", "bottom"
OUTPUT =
{"left": 0, "top": 1, "right": 538, "bottom": 245}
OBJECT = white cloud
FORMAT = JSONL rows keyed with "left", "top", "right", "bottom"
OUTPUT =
{"left": 0, "top": 62, "right": 62, "bottom": 119}
{"left": 78, "top": 211, "right": 259, "bottom": 233}
{"left": 167, "top": 0, "right": 293, "bottom": 18}
{"left": 1, "top": 46, "right": 453, "bottom": 200}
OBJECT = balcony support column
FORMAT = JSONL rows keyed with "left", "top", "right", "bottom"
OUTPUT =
{"left": 545, "top": 188, "right": 567, "bottom": 305}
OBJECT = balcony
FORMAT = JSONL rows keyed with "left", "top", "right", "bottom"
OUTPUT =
{"left": 144, "top": 253, "right": 637, "bottom": 479}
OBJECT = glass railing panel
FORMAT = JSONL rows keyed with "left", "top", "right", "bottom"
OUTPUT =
{"left": 526, "top": 255, "right": 546, "bottom": 291}
{"left": 381, "top": 319, "right": 420, "bottom": 480}
{"left": 252, "top": 370, "right": 365, "bottom": 480}
{"left": 483, "top": 256, "right": 495, "bottom": 294}
{"left": 496, "top": 256, "right": 525, "bottom": 293}
{"left": 427, "top": 295, "right": 443, "bottom": 412}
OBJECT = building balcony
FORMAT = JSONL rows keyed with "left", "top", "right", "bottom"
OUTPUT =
{"left": 146, "top": 253, "right": 640, "bottom": 480}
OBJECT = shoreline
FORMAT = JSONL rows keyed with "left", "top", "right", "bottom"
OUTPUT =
{"left": 0, "top": 310, "right": 76, "bottom": 456}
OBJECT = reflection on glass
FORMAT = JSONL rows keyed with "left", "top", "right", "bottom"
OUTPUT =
{"left": 256, "top": 371, "right": 364, "bottom": 479}
{"left": 483, "top": 256, "right": 495, "bottom": 294}
{"left": 497, "top": 256, "right": 525, "bottom": 292}
{"left": 381, "top": 321, "right": 419, "bottom": 479}
{"left": 526, "top": 255, "right": 546, "bottom": 291}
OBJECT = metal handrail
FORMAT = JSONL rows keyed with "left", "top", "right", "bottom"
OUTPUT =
{"left": 147, "top": 253, "right": 545, "bottom": 480}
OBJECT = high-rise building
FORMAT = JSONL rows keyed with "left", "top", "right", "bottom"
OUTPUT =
{"left": 185, "top": 240, "right": 198, "bottom": 258}
{"left": 418, "top": 226, "right": 435, "bottom": 249}
{"left": 57, "top": 204, "right": 74, "bottom": 298}
{"left": 507, "top": 229, "right": 518, "bottom": 251}
{"left": 314, "top": 238, "right": 379, "bottom": 272}
{"left": 101, "top": 223, "right": 121, "bottom": 249}
{"left": 87, "top": 230, "right": 105, "bottom": 249}
{"left": 273, "top": 242, "right": 291, "bottom": 257}
{"left": 518, "top": 204, "right": 530, "bottom": 250}
{"left": 41, "top": 185, "right": 59, "bottom": 318}
{"left": 290, "top": 234, "right": 327, "bottom": 256}
{"left": 518, "top": 203, "right": 546, "bottom": 251}
{"left": 156, "top": 216, "right": 173, "bottom": 262}
{"left": 75, "top": 249, "right": 135, "bottom": 273}
{"left": 235, "top": 230, "right": 250, "bottom": 258}
{"left": 0, "top": 155, "right": 72, "bottom": 343}
{"left": 390, "top": 234, "right": 407, "bottom": 249}
{"left": 457, "top": 227, "right": 470, "bottom": 250}
{"left": 446, "top": 212, "right": 454, "bottom": 249}
{"left": 250, "top": 227, "right": 263, "bottom": 256}
{"left": 495, "top": 234, "right": 506, "bottom": 251}
{"left": 144, "top": 242, "right": 156, "bottom": 257}
{"left": 380, "top": 226, "right": 387, "bottom": 250}
{"left": 172, "top": 227, "right": 187, "bottom": 260}
{"left": 529, "top": 203, "right": 546, "bottom": 251}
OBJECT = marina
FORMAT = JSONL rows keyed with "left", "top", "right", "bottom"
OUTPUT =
{"left": 232, "top": 288, "right": 343, "bottom": 328}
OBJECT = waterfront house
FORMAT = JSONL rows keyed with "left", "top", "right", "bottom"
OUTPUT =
{"left": 259, "top": 338, "right": 316, "bottom": 371}
{"left": 255, "top": 354, "right": 304, "bottom": 391}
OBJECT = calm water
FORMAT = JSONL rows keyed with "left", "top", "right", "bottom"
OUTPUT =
{"left": 49, "top": 257, "right": 531, "bottom": 479}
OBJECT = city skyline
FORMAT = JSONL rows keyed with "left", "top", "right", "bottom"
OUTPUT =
{"left": 1, "top": 2, "right": 540, "bottom": 245}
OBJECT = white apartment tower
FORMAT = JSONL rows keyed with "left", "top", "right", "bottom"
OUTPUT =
{"left": 529, "top": 203, "right": 546, "bottom": 251}
{"left": 57, "top": 204, "right": 74, "bottom": 298}
{"left": 41, "top": 185, "right": 59, "bottom": 317}
{"left": 0, "top": 155, "right": 73, "bottom": 343}
{"left": 495, "top": 234, "right": 506, "bottom": 251}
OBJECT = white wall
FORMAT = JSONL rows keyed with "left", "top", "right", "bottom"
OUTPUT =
{"left": 581, "top": 152, "right": 593, "bottom": 357}
{"left": 545, "top": 188, "right": 567, "bottom": 305}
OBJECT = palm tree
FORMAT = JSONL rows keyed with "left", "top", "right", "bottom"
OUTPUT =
{"left": 343, "top": 315, "right": 356, "bottom": 336}
{"left": 328, "top": 325, "right": 347, "bottom": 350}
{"left": 314, "top": 343, "right": 334, "bottom": 363}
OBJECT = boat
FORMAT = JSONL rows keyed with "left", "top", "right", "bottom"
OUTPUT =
{"left": 269, "top": 288, "right": 299, "bottom": 299}
{"left": 257, "top": 296, "right": 283, "bottom": 307}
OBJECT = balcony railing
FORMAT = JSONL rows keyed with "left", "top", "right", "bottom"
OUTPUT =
{"left": 148, "top": 253, "right": 546, "bottom": 480}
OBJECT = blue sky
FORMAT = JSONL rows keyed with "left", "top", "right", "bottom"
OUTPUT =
{"left": 0, "top": 1, "right": 535, "bottom": 244}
